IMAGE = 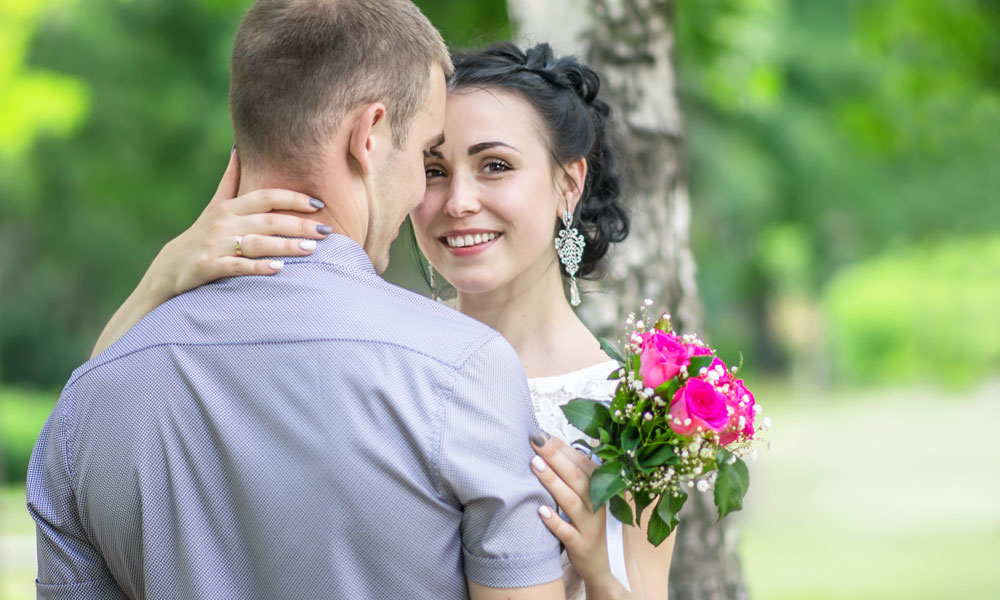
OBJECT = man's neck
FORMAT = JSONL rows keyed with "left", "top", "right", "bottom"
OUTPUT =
{"left": 237, "top": 170, "right": 363, "bottom": 245}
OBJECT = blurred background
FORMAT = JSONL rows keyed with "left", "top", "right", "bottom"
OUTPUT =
{"left": 1, "top": 0, "right": 997, "bottom": 598}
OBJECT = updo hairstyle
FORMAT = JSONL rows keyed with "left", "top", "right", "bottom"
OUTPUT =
{"left": 448, "top": 42, "right": 629, "bottom": 279}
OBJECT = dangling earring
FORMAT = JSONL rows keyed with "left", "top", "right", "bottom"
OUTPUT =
{"left": 428, "top": 261, "right": 441, "bottom": 302}
{"left": 555, "top": 209, "right": 585, "bottom": 307}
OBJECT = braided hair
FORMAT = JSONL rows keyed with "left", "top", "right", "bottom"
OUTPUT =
{"left": 448, "top": 42, "right": 629, "bottom": 279}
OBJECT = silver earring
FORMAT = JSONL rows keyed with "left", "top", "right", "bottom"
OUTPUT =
{"left": 428, "top": 261, "right": 441, "bottom": 302}
{"left": 555, "top": 210, "right": 585, "bottom": 306}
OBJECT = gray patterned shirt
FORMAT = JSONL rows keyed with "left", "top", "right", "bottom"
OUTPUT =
{"left": 27, "top": 234, "right": 562, "bottom": 599}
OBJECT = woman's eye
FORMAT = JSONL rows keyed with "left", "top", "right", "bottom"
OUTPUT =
{"left": 483, "top": 159, "right": 512, "bottom": 174}
{"left": 425, "top": 165, "right": 446, "bottom": 179}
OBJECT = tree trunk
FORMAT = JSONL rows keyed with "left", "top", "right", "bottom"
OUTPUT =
{"left": 506, "top": 1, "right": 748, "bottom": 598}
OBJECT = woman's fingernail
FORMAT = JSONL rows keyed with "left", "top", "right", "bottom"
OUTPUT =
{"left": 317, "top": 225, "right": 333, "bottom": 235}
{"left": 531, "top": 456, "right": 546, "bottom": 472}
{"left": 269, "top": 260, "right": 284, "bottom": 270}
{"left": 309, "top": 197, "right": 325, "bottom": 209}
{"left": 300, "top": 240, "right": 317, "bottom": 251}
{"left": 530, "top": 432, "right": 546, "bottom": 447}
{"left": 538, "top": 505, "right": 552, "bottom": 518}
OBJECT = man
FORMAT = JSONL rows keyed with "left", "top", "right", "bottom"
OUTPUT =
{"left": 26, "top": 1, "right": 565, "bottom": 598}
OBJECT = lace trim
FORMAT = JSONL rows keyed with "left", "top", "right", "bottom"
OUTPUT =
{"left": 527, "top": 359, "right": 619, "bottom": 446}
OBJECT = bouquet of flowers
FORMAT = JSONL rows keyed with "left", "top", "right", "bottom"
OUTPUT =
{"left": 561, "top": 300, "right": 769, "bottom": 546}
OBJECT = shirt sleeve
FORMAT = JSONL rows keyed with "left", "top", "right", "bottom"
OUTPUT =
{"left": 438, "top": 334, "right": 563, "bottom": 588}
{"left": 26, "top": 390, "right": 126, "bottom": 599}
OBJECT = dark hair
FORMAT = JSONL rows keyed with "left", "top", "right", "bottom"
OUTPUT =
{"left": 447, "top": 42, "right": 629, "bottom": 279}
{"left": 230, "top": 0, "right": 452, "bottom": 180}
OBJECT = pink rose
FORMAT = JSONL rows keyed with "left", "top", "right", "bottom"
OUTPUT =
{"left": 638, "top": 331, "right": 690, "bottom": 389}
{"left": 689, "top": 345, "right": 714, "bottom": 357}
{"left": 668, "top": 378, "right": 729, "bottom": 437}
{"left": 719, "top": 379, "right": 755, "bottom": 445}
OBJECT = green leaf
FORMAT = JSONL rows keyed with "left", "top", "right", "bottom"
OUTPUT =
{"left": 653, "top": 377, "right": 676, "bottom": 396}
{"left": 657, "top": 489, "right": 687, "bottom": 531}
{"left": 638, "top": 443, "right": 677, "bottom": 469}
{"left": 595, "top": 446, "right": 623, "bottom": 460}
{"left": 688, "top": 354, "right": 716, "bottom": 375}
{"left": 622, "top": 425, "right": 641, "bottom": 453}
{"left": 654, "top": 312, "right": 672, "bottom": 333}
{"left": 714, "top": 450, "right": 750, "bottom": 520}
{"left": 629, "top": 353, "right": 641, "bottom": 374}
{"left": 598, "top": 428, "right": 611, "bottom": 445}
{"left": 633, "top": 490, "right": 654, "bottom": 527}
{"left": 609, "top": 494, "right": 634, "bottom": 526}
{"left": 560, "top": 399, "right": 610, "bottom": 438}
{"left": 646, "top": 491, "right": 686, "bottom": 547}
{"left": 589, "top": 459, "right": 627, "bottom": 509}
{"left": 608, "top": 369, "right": 621, "bottom": 380}
{"left": 599, "top": 337, "right": 627, "bottom": 365}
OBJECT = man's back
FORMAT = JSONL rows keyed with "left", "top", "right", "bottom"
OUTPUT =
{"left": 27, "top": 236, "right": 561, "bottom": 598}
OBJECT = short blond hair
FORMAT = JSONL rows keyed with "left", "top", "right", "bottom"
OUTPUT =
{"left": 230, "top": 0, "right": 452, "bottom": 177}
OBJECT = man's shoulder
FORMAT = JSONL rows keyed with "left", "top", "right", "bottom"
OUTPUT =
{"left": 339, "top": 278, "right": 503, "bottom": 370}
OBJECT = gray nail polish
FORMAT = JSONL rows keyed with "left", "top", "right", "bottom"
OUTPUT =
{"left": 316, "top": 225, "right": 333, "bottom": 235}
{"left": 309, "top": 197, "right": 325, "bottom": 209}
{"left": 530, "top": 432, "right": 546, "bottom": 447}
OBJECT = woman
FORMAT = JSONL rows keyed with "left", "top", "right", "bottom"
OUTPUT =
{"left": 93, "top": 43, "right": 675, "bottom": 598}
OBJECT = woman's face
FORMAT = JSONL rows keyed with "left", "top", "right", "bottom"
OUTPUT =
{"left": 411, "top": 87, "right": 571, "bottom": 296}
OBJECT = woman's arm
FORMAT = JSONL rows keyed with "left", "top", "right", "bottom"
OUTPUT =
{"left": 530, "top": 435, "right": 674, "bottom": 600}
{"left": 90, "top": 151, "right": 331, "bottom": 357}
{"left": 621, "top": 499, "right": 675, "bottom": 599}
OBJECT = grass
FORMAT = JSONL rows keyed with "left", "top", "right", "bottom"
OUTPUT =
{"left": 737, "top": 378, "right": 1000, "bottom": 599}
{"left": 2, "top": 380, "right": 998, "bottom": 598}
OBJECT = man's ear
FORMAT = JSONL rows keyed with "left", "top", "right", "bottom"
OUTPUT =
{"left": 348, "top": 102, "right": 388, "bottom": 175}
{"left": 558, "top": 157, "right": 588, "bottom": 215}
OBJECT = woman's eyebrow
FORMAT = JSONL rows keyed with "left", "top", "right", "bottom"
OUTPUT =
{"left": 468, "top": 141, "right": 521, "bottom": 156}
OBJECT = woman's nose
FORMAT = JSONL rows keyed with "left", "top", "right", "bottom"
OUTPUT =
{"left": 442, "top": 172, "right": 481, "bottom": 218}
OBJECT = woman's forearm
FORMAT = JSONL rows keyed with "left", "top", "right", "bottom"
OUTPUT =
{"left": 90, "top": 251, "right": 175, "bottom": 358}
{"left": 622, "top": 518, "right": 674, "bottom": 600}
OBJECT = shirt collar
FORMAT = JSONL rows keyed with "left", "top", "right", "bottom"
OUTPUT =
{"left": 282, "top": 234, "right": 376, "bottom": 275}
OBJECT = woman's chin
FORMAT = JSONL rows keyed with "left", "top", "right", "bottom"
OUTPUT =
{"left": 438, "top": 270, "right": 504, "bottom": 297}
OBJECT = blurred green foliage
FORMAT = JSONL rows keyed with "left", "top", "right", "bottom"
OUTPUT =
{"left": 826, "top": 235, "right": 1000, "bottom": 385}
{"left": 0, "top": 0, "right": 997, "bottom": 391}
{"left": 0, "top": 387, "right": 56, "bottom": 483}
{"left": 674, "top": 0, "right": 1000, "bottom": 379}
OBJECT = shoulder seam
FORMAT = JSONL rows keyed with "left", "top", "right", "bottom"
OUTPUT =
{"left": 68, "top": 336, "right": 479, "bottom": 389}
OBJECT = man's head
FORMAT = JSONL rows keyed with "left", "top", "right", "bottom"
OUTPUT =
{"left": 230, "top": 0, "right": 451, "bottom": 271}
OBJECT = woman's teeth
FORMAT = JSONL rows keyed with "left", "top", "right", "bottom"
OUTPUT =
{"left": 445, "top": 232, "right": 499, "bottom": 248}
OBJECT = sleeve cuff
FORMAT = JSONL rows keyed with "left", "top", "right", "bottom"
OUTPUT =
{"left": 463, "top": 547, "right": 564, "bottom": 589}
{"left": 37, "top": 577, "right": 127, "bottom": 600}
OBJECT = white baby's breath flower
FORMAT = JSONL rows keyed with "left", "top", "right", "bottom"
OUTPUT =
{"left": 761, "top": 417, "right": 772, "bottom": 431}
{"left": 696, "top": 479, "right": 710, "bottom": 493}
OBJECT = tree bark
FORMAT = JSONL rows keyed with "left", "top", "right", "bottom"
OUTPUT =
{"left": 507, "top": 1, "right": 748, "bottom": 598}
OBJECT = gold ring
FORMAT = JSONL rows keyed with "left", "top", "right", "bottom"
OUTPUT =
{"left": 234, "top": 235, "right": 244, "bottom": 257}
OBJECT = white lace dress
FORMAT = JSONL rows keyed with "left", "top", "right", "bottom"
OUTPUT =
{"left": 527, "top": 359, "right": 630, "bottom": 599}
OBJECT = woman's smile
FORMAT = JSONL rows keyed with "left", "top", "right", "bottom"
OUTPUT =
{"left": 440, "top": 229, "right": 504, "bottom": 256}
